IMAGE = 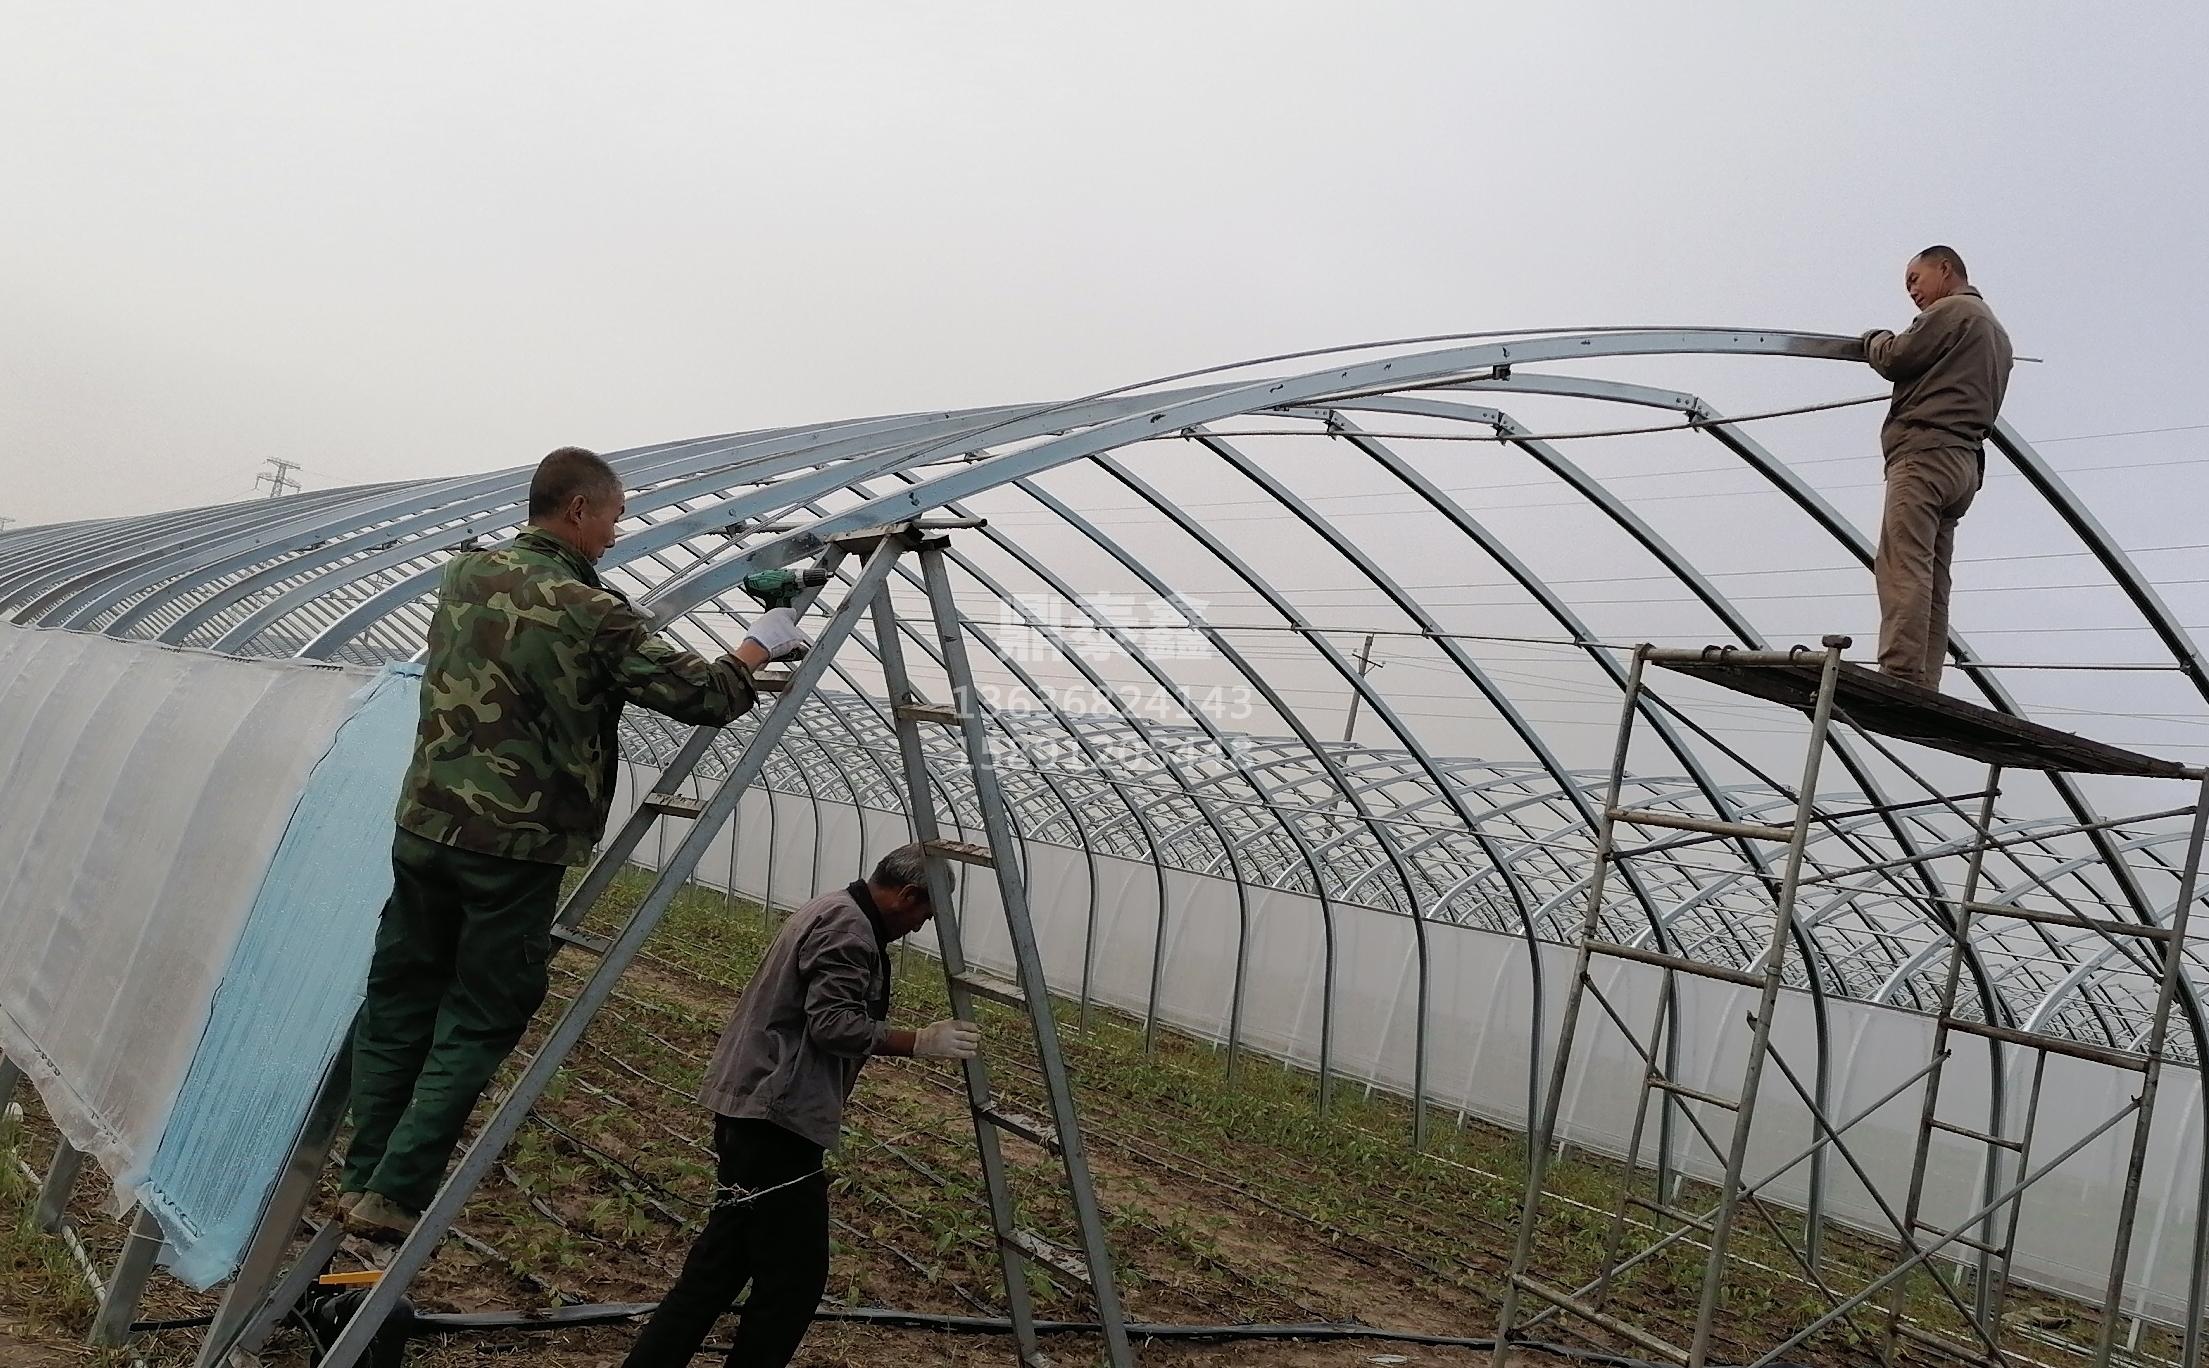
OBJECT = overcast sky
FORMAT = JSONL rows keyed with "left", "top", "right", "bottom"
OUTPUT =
{"left": 4, "top": 3, "right": 2203, "bottom": 531}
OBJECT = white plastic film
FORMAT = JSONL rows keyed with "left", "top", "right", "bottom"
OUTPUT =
{"left": 0, "top": 625, "right": 368, "bottom": 1210}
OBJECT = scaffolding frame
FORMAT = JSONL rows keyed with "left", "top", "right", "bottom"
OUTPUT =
{"left": 1494, "top": 639, "right": 2209, "bottom": 1368}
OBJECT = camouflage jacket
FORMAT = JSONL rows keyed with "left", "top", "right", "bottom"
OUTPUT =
{"left": 395, "top": 529, "right": 758, "bottom": 866}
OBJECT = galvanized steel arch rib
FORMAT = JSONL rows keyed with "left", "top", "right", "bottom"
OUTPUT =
{"left": 928, "top": 474, "right": 1361, "bottom": 1094}
{"left": 9, "top": 324, "right": 2204, "bottom": 1086}
{"left": 242, "top": 412, "right": 1024, "bottom": 657}
{"left": 3, "top": 492, "right": 364, "bottom": 620}
{"left": 897, "top": 516, "right": 1266, "bottom": 1066}
{"left": 1038, "top": 457, "right": 1542, "bottom": 1147}
{"left": 617, "top": 328, "right": 2197, "bottom": 1149}
{"left": 287, "top": 387, "right": 1256, "bottom": 662}
{"left": 42, "top": 484, "right": 407, "bottom": 631}
{"left": 147, "top": 431, "right": 791, "bottom": 646}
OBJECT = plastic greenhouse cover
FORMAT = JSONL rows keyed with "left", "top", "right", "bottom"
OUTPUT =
{"left": 143, "top": 663, "right": 420, "bottom": 1288}
{"left": 0, "top": 624, "right": 370, "bottom": 1211}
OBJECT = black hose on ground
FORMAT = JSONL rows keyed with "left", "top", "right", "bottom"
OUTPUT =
{"left": 128, "top": 1312, "right": 218, "bottom": 1331}
{"left": 138, "top": 1290, "right": 1805, "bottom": 1367}
{"left": 397, "top": 1299, "right": 1803, "bottom": 1368}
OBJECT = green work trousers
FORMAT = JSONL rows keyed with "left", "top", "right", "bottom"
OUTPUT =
{"left": 341, "top": 827, "right": 565, "bottom": 1211}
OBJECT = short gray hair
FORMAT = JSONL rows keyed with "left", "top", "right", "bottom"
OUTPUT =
{"left": 870, "top": 842, "right": 940, "bottom": 897}
{"left": 527, "top": 446, "right": 622, "bottom": 519}
{"left": 1914, "top": 243, "right": 1968, "bottom": 280}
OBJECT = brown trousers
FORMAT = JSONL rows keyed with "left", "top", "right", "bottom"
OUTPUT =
{"left": 1875, "top": 448, "right": 1980, "bottom": 688}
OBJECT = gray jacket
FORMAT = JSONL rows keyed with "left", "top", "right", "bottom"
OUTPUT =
{"left": 698, "top": 882, "right": 890, "bottom": 1149}
{"left": 1863, "top": 285, "right": 2014, "bottom": 463}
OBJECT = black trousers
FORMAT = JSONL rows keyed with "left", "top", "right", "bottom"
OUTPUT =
{"left": 624, "top": 1116, "right": 829, "bottom": 1368}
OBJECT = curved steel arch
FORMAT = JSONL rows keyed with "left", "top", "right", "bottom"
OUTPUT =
{"left": 8, "top": 327, "right": 2207, "bottom": 1284}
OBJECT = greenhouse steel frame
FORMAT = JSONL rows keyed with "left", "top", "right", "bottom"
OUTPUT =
{"left": 5, "top": 327, "right": 2208, "bottom": 1361}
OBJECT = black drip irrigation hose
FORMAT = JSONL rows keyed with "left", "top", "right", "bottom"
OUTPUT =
{"left": 381, "top": 1299, "right": 1804, "bottom": 1368}
{"left": 136, "top": 1298, "right": 1810, "bottom": 1367}
{"left": 804, "top": 1308, "right": 1807, "bottom": 1367}
{"left": 129, "top": 1312, "right": 217, "bottom": 1331}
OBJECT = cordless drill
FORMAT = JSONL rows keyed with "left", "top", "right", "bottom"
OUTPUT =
{"left": 740, "top": 567, "right": 831, "bottom": 660}
{"left": 740, "top": 566, "right": 832, "bottom": 610}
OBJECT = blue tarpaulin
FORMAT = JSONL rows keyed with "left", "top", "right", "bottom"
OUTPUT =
{"left": 140, "top": 665, "right": 419, "bottom": 1288}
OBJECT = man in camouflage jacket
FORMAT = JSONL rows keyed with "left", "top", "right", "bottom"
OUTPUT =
{"left": 340, "top": 447, "right": 812, "bottom": 1238}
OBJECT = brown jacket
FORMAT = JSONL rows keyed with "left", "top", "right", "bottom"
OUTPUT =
{"left": 1862, "top": 286, "right": 2014, "bottom": 463}
{"left": 697, "top": 882, "right": 890, "bottom": 1149}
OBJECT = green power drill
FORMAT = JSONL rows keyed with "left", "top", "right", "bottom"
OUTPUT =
{"left": 739, "top": 566, "right": 830, "bottom": 661}
{"left": 739, "top": 565, "right": 832, "bottom": 611}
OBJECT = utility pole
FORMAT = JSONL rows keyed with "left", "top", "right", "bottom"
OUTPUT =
{"left": 0, "top": 516, "right": 14, "bottom": 533}
{"left": 254, "top": 458, "right": 302, "bottom": 499}
{"left": 1342, "top": 632, "right": 1382, "bottom": 743}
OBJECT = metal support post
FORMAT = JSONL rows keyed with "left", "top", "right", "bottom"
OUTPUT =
{"left": 1588, "top": 990, "right": 1675, "bottom": 1316}
{"left": 89, "top": 1206, "right": 165, "bottom": 1346}
{"left": 1982, "top": 1053, "right": 2048, "bottom": 1336}
{"left": 34, "top": 1140, "right": 84, "bottom": 1232}
{"left": 763, "top": 783, "right": 782, "bottom": 930}
{"left": 0, "top": 1052, "right": 21, "bottom": 1128}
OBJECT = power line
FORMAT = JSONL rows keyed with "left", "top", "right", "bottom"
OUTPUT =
{"left": 1175, "top": 543, "right": 2209, "bottom": 598}
{"left": 2035, "top": 421, "right": 2209, "bottom": 445}
{"left": 1150, "top": 575, "right": 2209, "bottom": 612}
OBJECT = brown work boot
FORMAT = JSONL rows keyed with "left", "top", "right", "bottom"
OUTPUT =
{"left": 342, "top": 1193, "right": 419, "bottom": 1242}
{"left": 335, "top": 1190, "right": 365, "bottom": 1218}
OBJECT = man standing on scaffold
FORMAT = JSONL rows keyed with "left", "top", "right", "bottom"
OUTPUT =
{"left": 1860, "top": 244, "right": 2014, "bottom": 689}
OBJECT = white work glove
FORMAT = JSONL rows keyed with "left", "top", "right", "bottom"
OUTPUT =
{"left": 914, "top": 1019, "right": 981, "bottom": 1060}
{"left": 743, "top": 606, "right": 813, "bottom": 662}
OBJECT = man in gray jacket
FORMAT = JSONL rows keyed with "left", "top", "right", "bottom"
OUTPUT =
{"left": 1861, "top": 244, "right": 2014, "bottom": 689}
{"left": 623, "top": 843, "right": 978, "bottom": 1368}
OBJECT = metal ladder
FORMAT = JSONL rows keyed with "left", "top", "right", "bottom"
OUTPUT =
{"left": 871, "top": 530, "right": 1135, "bottom": 1368}
{"left": 1877, "top": 763, "right": 2197, "bottom": 1368}
{"left": 257, "top": 521, "right": 1126, "bottom": 1368}
{"left": 1494, "top": 640, "right": 1851, "bottom": 1368}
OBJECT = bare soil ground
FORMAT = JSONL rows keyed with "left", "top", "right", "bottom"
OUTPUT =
{"left": 1, "top": 1317, "right": 102, "bottom": 1367}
